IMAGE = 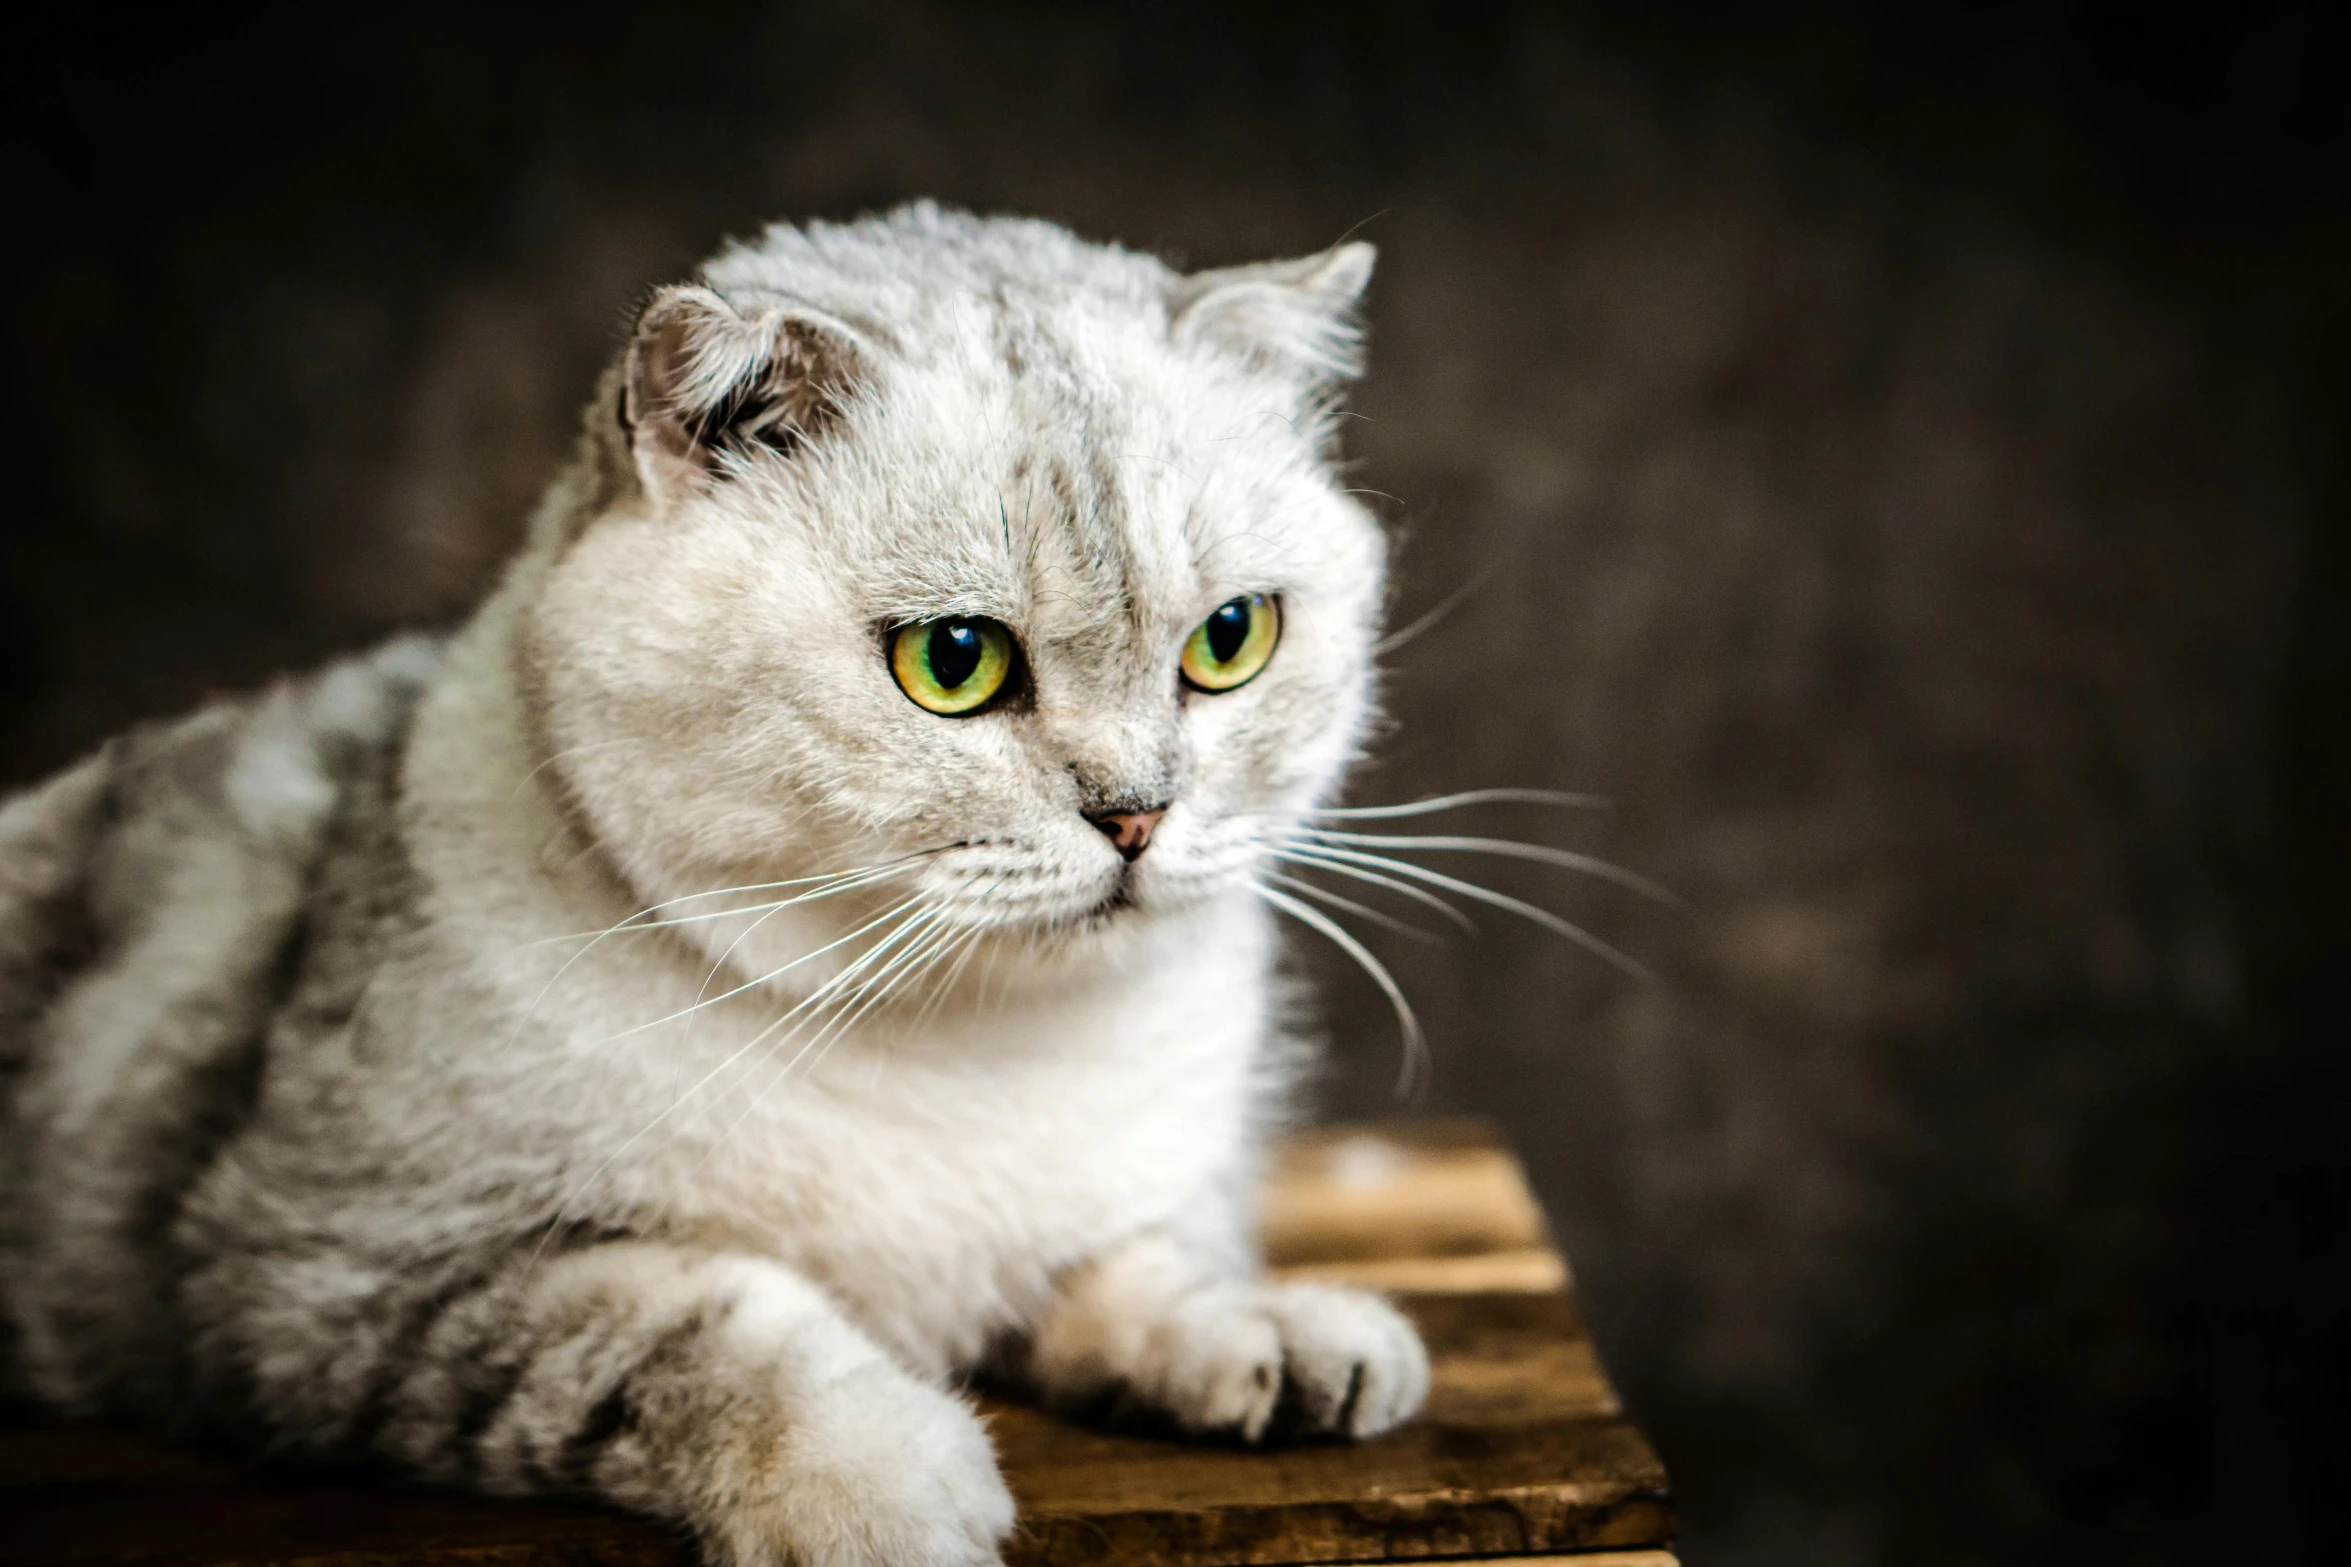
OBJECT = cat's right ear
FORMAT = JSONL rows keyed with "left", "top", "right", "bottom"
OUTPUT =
{"left": 1170, "top": 242, "right": 1376, "bottom": 390}
{"left": 621, "top": 286, "right": 865, "bottom": 511}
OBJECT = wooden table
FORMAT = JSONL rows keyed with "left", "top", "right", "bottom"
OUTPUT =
{"left": 0, "top": 1122, "right": 1675, "bottom": 1567}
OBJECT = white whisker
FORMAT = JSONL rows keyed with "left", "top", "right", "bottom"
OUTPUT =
{"left": 495, "top": 856, "right": 934, "bottom": 1067}
{"left": 1269, "top": 844, "right": 1478, "bottom": 932}
{"left": 577, "top": 892, "right": 931, "bottom": 1054}
{"left": 706, "top": 907, "right": 971, "bottom": 1151}
{"left": 725, "top": 898, "right": 964, "bottom": 1090}
{"left": 508, "top": 737, "right": 637, "bottom": 801}
{"left": 673, "top": 886, "right": 825, "bottom": 1058}
{"left": 523, "top": 895, "right": 956, "bottom": 1283}
{"left": 902, "top": 878, "right": 1002, "bottom": 1034}
{"left": 515, "top": 899, "right": 794, "bottom": 949}
{"left": 729, "top": 906, "right": 955, "bottom": 1091}
{"left": 665, "top": 858, "right": 943, "bottom": 1037}
{"left": 1296, "top": 787, "right": 1608, "bottom": 819}
{"left": 1371, "top": 562, "right": 1499, "bottom": 657}
{"left": 1302, "top": 828, "right": 1679, "bottom": 906}
{"left": 1286, "top": 842, "right": 1656, "bottom": 985}
{"left": 522, "top": 856, "right": 934, "bottom": 949}
{"left": 861, "top": 920, "right": 978, "bottom": 1043}
{"left": 1265, "top": 871, "right": 1446, "bottom": 944}
{"left": 1255, "top": 883, "right": 1427, "bottom": 1096}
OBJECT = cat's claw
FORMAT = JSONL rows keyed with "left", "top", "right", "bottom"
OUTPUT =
{"left": 1131, "top": 1281, "right": 1429, "bottom": 1443}
{"left": 1267, "top": 1284, "right": 1431, "bottom": 1439}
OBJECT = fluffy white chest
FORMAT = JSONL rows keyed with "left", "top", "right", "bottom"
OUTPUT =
{"left": 548, "top": 931, "right": 1275, "bottom": 1376}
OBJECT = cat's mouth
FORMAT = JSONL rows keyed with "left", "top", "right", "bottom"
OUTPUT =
{"left": 1086, "top": 866, "right": 1141, "bottom": 921}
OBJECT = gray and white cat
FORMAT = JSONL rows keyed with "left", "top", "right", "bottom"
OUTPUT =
{"left": 0, "top": 205, "right": 1429, "bottom": 1566}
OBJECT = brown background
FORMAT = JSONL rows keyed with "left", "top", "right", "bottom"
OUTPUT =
{"left": 4, "top": 4, "right": 2346, "bottom": 1563}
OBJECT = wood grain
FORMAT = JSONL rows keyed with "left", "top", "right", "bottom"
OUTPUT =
{"left": 0, "top": 1122, "right": 1672, "bottom": 1566}
{"left": 1262, "top": 1123, "right": 1557, "bottom": 1272}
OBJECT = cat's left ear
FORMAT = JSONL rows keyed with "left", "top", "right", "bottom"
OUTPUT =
{"left": 1169, "top": 242, "right": 1376, "bottom": 388}
{"left": 622, "top": 285, "right": 866, "bottom": 510}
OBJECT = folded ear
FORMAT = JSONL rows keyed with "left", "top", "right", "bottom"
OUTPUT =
{"left": 622, "top": 285, "right": 866, "bottom": 510}
{"left": 1169, "top": 241, "right": 1376, "bottom": 387}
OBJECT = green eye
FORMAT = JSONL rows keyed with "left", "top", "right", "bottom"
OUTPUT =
{"left": 890, "top": 618, "right": 1015, "bottom": 715}
{"left": 1180, "top": 594, "right": 1280, "bottom": 692}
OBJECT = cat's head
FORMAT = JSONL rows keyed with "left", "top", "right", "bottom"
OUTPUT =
{"left": 521, "top": 205, "right": 1385, "bottom": 978}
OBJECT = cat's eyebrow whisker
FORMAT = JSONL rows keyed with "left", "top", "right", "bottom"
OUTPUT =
{"left": 1300, "top": 829, "right": 1681, "bottom": 908}
{"left": 1254, "top": 883, "right": 1428, "bottom": 1097}
{"left": 1291, "top": 842, "right": 1656, "bottom": 986}
{"left": 1265, "top": 871, "right": 1447, "bottom": 945}
{"left": 1372, "top": 561, "right": 1503, "bottom": 657}
{"left": 1292, "top": 787, "right": 1610, "bottom": 819}
{"left": 1268, "top": 845, "right": 1479, "bottom": 933}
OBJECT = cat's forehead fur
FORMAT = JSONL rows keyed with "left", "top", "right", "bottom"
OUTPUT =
{"left": 702, "top": 204, "right": 1177, "bottom": 342}
{"left": 678, "top": 203, "right": 1376, "bottom": 691}
{"left": 697, "top": 204, "right": 1360, "bottom": 623}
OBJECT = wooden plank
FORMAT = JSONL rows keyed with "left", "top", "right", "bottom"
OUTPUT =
{"left": 990, "top": 1291, "right": 1660, "bottom": 1567}
{"left": 0, "top": 1295, "right": 1666, "bottom": 1567}
{"left": 0, "top": 1123, "right": 1671, "bottom": 1567}
{"left": 1262, "top": 1122, "right": 1558, "bottom": 1271}
{"left": 0, "top": 1433, "right": 688, "bottom": 1567}
{"left": 1269, "top": 1249, "right": 1568, "bottom": 1294}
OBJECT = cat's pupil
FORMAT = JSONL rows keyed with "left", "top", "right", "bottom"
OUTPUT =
{"left": 1206, "top": 600, "right": 1252, "bottom": 663}
{"left": 928, "top": 621, "right": 983, "bottom": 689}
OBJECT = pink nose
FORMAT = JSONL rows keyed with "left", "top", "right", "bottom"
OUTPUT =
{"left": 1086, "top": 809, "right": 1165, "bottom": 862}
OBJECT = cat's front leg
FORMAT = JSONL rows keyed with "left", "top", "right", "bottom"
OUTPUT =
{"left": 1025, "top": 1232, "right": 1429, "bottom": 1443}
{"left": 253, "top": 1241, "right": 1014, "bottom": 1567}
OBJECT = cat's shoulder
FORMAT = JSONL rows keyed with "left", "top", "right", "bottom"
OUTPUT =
{"left": 12, "top": 633, "right": 443, "bottom": 851}
{"left": 0, "top": 635, "right": 445, "bottom": 1061}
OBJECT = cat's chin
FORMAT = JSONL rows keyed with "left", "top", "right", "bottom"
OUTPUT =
{"left": 1011, "top": 889, "right": 1149, "bottom": 941}
{"left": 1087, "top": 867, "right": 1145, "bottom": 920}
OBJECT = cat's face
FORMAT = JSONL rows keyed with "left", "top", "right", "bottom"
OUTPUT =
{"left": 523, "top": 210, "right": 1384, "bottom": 980}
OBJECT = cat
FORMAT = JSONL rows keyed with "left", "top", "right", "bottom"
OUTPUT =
{"left": 0, "top": 203, "right": 1430, "bottom": 1567}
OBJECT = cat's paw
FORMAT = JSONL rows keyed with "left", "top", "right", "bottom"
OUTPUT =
{"left": 1264, "top": 1283, "right": 1431, "bottom": 1439}
{"left": 1132, "top": 1281, "right": 1429, "bottom": 1443}
{"left": 712, "top": 1362, "right": 1014, "bottom": 1567}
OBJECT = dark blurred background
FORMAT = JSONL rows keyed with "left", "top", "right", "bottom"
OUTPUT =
{"left": 5, "top": 3, "right": 2346, "bottom": 1561}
